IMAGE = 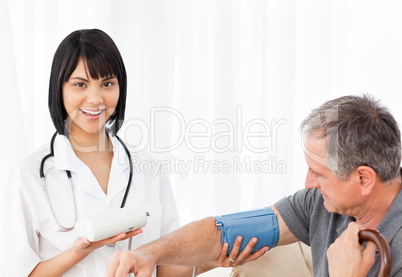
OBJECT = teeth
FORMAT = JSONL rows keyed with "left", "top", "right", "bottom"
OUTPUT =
{"left": 82, "top": 109, "right": 102, "bottom": 115}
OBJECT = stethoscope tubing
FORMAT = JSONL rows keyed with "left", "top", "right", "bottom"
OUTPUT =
{"left": 39, "top": 131, "right": 133, "bottom": 232}
{"left": 115, "top": 135, "right": 133, "bottom": 209}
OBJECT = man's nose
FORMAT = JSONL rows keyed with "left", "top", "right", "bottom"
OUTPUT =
{"left": 305, "top": 169, "right": 320, "bottom": 189}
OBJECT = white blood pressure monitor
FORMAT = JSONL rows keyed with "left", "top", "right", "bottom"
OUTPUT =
{"left": 74, "top": 204, "right": 149, "bottom": 242}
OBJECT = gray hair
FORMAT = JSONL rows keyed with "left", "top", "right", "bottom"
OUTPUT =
{"left": 301, "top": 95, "right": 401, "bottom": 182}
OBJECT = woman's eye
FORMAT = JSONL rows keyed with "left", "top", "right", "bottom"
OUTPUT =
{"left": 103, "top": 81, "right": 114, "bottom": 87}
{"left": 75, "top": 82, "right": 86, "bottom": 88}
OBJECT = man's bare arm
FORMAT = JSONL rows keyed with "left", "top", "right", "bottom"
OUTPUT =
{"left": 107, "top": 206, "right": 298, "bottom": 277}
{"left": 271, "top": 205, "right": 299, "bottom": 245}
{"left": 107, "top": 217, "right": 221, "bottom": 277}
{"left": 137, "top": 206, "right": 297, "bottom": 267}
{"left": 148, "top": 217, "right": 222, "bottom": 266}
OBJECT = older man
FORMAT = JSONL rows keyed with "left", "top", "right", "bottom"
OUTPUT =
{"left": 107, "top": 95, "right": 402, "bottom": 277}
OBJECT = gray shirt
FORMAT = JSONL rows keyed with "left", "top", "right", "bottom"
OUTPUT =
{"left": 275, "top": 188, "right": 402, "bottom": 276}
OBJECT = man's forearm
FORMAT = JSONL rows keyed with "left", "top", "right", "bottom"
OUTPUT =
{"left": 140, "top": 217, "right": 222, "bottom": 267}
{"left": 106, "top": 210, "right": 288, "bottom": 277}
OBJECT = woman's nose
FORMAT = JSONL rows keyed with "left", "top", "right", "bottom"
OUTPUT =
{"left": 86, "top": 87, "right": 103, "bottom": 105}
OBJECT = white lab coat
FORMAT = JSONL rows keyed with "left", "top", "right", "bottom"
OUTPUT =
{"left": 0, "top": 134, "right": 179, "bottom": 277}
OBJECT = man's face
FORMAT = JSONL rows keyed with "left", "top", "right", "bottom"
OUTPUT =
{"left": 303, "top": 134, "right": 362, "bottom": 215}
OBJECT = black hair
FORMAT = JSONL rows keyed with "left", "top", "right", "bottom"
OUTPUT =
{"left": 48, "top": 29, "right": 127, "bottom": 135}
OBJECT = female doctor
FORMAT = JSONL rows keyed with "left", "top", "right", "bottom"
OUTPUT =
{"left": 1, "top": 29, "right": 263, "bottom": 277}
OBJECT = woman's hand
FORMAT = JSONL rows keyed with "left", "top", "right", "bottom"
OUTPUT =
{"left": 73, "top": 229, "right": 143, "bottom": 254}
{"left": 29, "top": 229, "right": 144, "bottom": 276}
{"left": 197, "top": 236, "right": 268, "bottom": 274}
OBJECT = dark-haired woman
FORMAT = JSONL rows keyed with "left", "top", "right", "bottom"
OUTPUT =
{"left": 1, "top": 29, "right": 261, "bottom": 277}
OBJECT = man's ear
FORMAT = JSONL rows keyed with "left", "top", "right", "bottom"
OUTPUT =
{"left": 356, "top": 166, "right": 377, "bottom": 196}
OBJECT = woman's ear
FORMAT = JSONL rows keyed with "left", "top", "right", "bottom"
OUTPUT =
{"left": 356, "top": 166, "right": 377, "bottom": 196}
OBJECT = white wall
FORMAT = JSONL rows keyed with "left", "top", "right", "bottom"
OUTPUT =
{"left": 2, "top": 0, "right": 402, "bottom": 225}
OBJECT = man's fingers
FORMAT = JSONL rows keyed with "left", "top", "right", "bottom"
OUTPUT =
{"left": 344, "top": 222, "right": 360, "bottom": 238}
{"left": 107, "top": 252, "right": 135, "bottom": 277}
{"left": 106, "top": 250, "right": 155, "bottom": 277}
{"left": 115, "top": 259, "right": 133, "bottom": 277}
{"left": 106, "top": 252, "right": 121, "bottom": 277}
{"left": 362, "top": 241, "right": 376, "bottom": 265}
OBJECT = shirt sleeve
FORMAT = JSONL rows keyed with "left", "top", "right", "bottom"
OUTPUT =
{"left": 1, "top": 166, "right": 42, "bottom": 276}
{"left": 274, "top": 188, "right": 321, "bottom": 245}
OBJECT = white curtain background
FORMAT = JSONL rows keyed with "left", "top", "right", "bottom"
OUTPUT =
{"left": 2, "top": 0, "right": 402, "bottom": 225}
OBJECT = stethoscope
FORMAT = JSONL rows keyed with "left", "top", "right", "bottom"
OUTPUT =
{"left": 39, "top": 131, "right": 133, "bottom": 232}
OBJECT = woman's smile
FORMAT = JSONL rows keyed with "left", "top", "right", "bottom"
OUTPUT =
{"left": 79, "top": 108, "right": 105, "bottom": 120}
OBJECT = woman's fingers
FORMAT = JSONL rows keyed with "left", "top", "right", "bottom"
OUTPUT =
{"left": 125, "top": 229, "right": 143, "bottom": 239}
{"left": 98, "top": 233, "right": 127, "bottom": 246}
{"left": 100, "top": 229, "right": 143, "bottom": 245}
{"left": 76, "top": 229, "right": 144, "bottom": 253}
{"left": 74, "top": 237, "right": 92, "bottom": 250}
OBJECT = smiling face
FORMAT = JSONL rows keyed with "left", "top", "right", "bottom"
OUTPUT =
{"left": 62, "top": 59, "right": 120, "bottom": 137}
{"left": 303, "top": 133, "right": 362, "bottom": 215}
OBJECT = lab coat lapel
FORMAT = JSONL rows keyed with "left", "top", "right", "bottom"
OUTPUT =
{"left": 53, "top": 134, "right": 105, "bottom": 200}
{"left": 53, "top": 134, "right": 80, "bottom": 173}
{"left": 53, "top": 134, "right": 132, "bottom": 201}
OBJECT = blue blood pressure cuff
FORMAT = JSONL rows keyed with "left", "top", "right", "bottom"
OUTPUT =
{"left": 215, "top": 207, "right": 279, "bottom": 255}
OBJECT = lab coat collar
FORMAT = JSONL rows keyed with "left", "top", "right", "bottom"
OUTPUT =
{"left": 53, "top": 133, "right": 131, "bottom": 201}
{"left": 53, "top": 134, "right": 80, "bottom": 173}
{"left": 74, "top": 135, "right": 131, "bottom": 201}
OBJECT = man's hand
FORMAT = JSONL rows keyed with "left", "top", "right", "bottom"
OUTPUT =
{"left": 327, "top": 222, "right": 376, "bottom": 277}
{"left": 106, "top": 249, "right": 156, "bottom": 277}
{"left": 197, "top": 236, "right": 269, "bottom": 274}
